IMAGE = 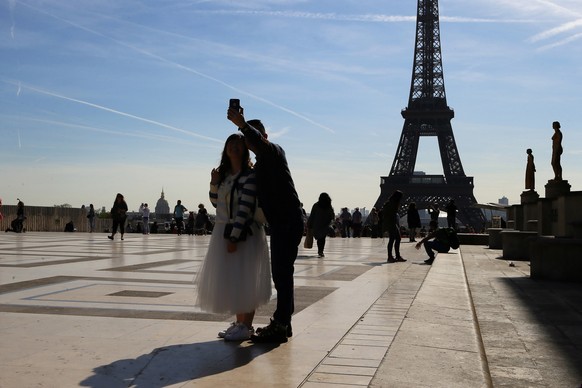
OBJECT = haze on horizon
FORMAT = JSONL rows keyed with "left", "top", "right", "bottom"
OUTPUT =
{"left": 1, "top": 1, "right": 582, "bottom": 213}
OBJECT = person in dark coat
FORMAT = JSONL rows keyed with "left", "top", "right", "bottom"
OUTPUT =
{"left": 6, "top": 199, "right": 26, "bottom": 233}
{"left": 406, "top": 202, "right": 421, "bottom": 242}
{"left": 381, "top": 190, "right": 406, "bottom": 263}
{"left": 307, "top": 193, "right": 335, "bottom": 258}
{"left": 445, "top": 199, "right": 458, "bottom": 230}
{"left": 108, "top": 193, "right": 128, "bottom": 241}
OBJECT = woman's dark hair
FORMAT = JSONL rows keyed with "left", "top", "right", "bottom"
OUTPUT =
{"left": 217, "top": 133, "right": 252, "bottom": 184}
{"left": 113, "top": 193, "right": 125, "bottom": 206}
{"left": 317, "top": 192, "right": 333, "bottom": 212}
{"left": 388, "top": 190, "right": 403, "bottom": 203}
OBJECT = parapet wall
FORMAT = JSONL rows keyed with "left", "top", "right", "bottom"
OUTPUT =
{"left": 1, "top": 206, "right": 108, "bottom": 232}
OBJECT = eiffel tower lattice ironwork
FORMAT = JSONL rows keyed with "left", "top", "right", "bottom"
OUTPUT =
{"left": 373, "top": 0, "right": 486, "bottom": 231}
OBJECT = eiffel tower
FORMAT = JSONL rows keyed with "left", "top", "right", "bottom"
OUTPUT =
{"left": 373, "top": 0, "right": 486, "bottom": 231}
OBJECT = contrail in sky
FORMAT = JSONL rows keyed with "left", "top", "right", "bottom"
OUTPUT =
{"left": 9, "top": 81, "right": 222, "bottom": 143}
{"left": 9, "top": 0, "right": 16, "bottom": 38}
{"left": 16, "top": 1, "right": 336, "bottom": 134}
{"left": 22, "top": 117, "right": 220, "bottom": 149}
{"left": 530, "top": 19, "right": 582, "bottom": 42}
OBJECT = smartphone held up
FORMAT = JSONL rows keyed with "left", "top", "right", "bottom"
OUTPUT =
{"left": 229, "top": 98, "right": 243, "bottom": 114}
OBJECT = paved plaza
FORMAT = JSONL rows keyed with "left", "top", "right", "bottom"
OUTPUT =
{"left": 0, "top": 232, "right": 581, "bottom": 387}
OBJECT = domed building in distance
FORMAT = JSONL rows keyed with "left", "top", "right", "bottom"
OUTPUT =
{"left": 155, "top": 188, "right": 171, "bottom": 220}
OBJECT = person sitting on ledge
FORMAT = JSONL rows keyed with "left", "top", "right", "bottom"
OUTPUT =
{"left": 415, "top": 220, "right": 451, "bottom": 265}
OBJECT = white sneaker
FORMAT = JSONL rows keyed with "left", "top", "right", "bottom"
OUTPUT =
{"left": 224, "top": 323, "right": 253, "bottom": 341}
{"left": 218, "top": 322, "right": 237, "bottom": 338}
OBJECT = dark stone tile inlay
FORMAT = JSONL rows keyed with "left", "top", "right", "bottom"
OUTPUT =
{"left": 108, "top": 290, "right": 174, "bottom": 298}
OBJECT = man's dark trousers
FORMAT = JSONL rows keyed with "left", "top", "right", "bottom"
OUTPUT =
{"left": 270, "top": 218, "right": 303, "bottom": 326}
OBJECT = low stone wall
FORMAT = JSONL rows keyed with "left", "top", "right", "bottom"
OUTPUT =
{"left": 500, "top": 230, "right": 538, "bottom": 260}
{"left": 0, "top": 206, "right": 204, "bottom": 234}
{"left": 1, "top": 206, "right": 104, "bottom": 232}
{"left": 1, "top": 206, "right": 120, "bottom": 233}
{"left": 530, "top": 237, "right": 582, "bottom": 282}
{"left": 458, "top": 233, "right": 488, "bottom": 246}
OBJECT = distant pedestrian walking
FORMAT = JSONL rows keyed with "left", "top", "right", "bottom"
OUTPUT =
{"left": 307, "top": 193, "right": 335, "bottom": 258}
{"left": 139, "top": 203, "right": 150, "bottom": 234}
{"left": 87, "top": 204, "right": 96, "bottom": 233}
{"left": 173, "top": 200, "right": 187, "bottom": 235}
{"left": 108, "top": 193, "right": 128, "bottom": 240}
{"left": 339, "top": 208, "right": 352, "bottom": 238}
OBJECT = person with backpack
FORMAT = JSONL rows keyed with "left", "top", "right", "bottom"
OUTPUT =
{"left": 415, "top": 220, "right": 459, "bottom": 265}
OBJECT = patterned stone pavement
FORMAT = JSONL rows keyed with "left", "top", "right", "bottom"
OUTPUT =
{"left": 0, "top": 232, "right": 580, "bottom": 387}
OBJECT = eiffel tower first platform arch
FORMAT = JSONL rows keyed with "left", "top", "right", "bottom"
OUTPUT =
{"left": 373, "top": 0, "right": 486, "bottom": 231}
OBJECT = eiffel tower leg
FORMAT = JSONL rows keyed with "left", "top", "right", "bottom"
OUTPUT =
{"left": 374, "top": 177, "right": 486, "bottom": 232}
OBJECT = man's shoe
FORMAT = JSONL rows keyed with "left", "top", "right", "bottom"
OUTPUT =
{"left": 107, "top": 235, "right": 114, "bottom": 240}
{"left": 251, "top": 319, "right": 288, "bottom": 343}
{"left": 424, "top": 258, "right": 434, "bottom": 265}
{"left": 387, "top": 257, "right": 397, "bottom": 263}
{"left": 257, "top": 321, "right": 293, "bottom": 337}
{"left": 395, "top": 256, "right": 407, "bottom": 262}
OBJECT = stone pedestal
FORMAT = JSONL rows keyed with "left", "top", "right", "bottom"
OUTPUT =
{"left": 487, "top": 228, "right": 504, "bottom": 249}
{"left": 530, "top": 237, "right": 582, "bottom": 282}
{"left": 521, "top": 190, "right": 539, "bottom": 204}
{"left": 501, "top": 230, "right": 538, "bottom": 260}
{"left": 545, "top": 180, "right": 571, "bottom": 199}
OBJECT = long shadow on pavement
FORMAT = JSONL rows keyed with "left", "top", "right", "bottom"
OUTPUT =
{"left": 80, "top": 340, "right": 279, "bottom": 387}
{"left": 500, "top": 276, "right": 582, "bottom": 383}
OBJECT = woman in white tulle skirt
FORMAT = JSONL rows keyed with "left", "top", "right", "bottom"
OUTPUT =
{"left": 195, "top": 133, "right": 271, "bottom": 341}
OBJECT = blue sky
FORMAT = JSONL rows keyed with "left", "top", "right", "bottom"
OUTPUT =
{"left": 1, "top": 0, "right": 581, "bottom": 214}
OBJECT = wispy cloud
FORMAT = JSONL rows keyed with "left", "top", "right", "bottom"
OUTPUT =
{"left": 489, "top": 0, "right": 582, "bottom": 48}
{"left": 266, "top": 125, "right": 290, "bottom": 140}
{"left": 16, "top": 1, "right": 336, "bottom": 134}
{"left": 185, "top": 9, "right": 535, "bottom": 24}
{"left": 199, "top": 10, "right": 415, "bottom": 23}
